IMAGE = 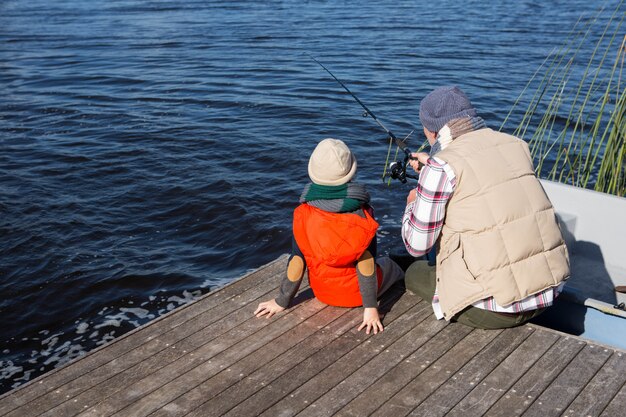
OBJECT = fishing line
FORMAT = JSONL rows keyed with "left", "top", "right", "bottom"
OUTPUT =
{"left": 383, "top": 130, "right": 414, "bottom": 185}
{"left": 306, "top": 53, "right": 420, "bottom": 183}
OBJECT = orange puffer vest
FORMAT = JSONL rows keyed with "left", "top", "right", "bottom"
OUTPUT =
{"left": 293, "top": 203, "right": 379, "bottom": 307}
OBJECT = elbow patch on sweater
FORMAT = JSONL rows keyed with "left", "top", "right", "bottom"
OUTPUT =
{"left": 287, "top": 255, "right": 305, "bottom": 282}
{"left": 357, "top": 250, "right": 375, "bottom": 276}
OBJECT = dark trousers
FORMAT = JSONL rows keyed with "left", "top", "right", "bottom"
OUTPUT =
{"left": 404, "top": 260, "right": 544, "bottom": 329}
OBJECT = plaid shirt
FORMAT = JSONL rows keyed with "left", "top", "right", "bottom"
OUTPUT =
{"left": 402, "top": 156, "right": 563, "bottom": 319}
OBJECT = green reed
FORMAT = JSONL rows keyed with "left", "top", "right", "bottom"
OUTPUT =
{"left": 502, "top": 2, "right": 625, "bottom": 197}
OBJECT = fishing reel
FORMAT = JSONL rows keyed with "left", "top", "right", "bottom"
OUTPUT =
{"left": 386, "top": 160, "right": 410, "bottom": 183}
{"left": 384, "top": 151, "right": 420, "bottom": 184}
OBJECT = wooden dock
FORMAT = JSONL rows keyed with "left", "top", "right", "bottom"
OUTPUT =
{"left": 1, "top": 255, "right": 625, "bottom": 417}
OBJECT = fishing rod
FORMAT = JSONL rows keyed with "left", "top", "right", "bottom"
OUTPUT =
{"left": 307, "top": 54, "right": 419, "bottom": 183}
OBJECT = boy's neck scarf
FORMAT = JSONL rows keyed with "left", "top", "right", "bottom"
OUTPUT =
{"left": 430, "top": 116, "right": 486, "bottom": 156}
{"left": 300, "top": 183, "right": 370, "bottom": 213}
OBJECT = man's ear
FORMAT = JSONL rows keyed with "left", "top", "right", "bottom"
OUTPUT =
{"left": 424, "top": 128, "right": 437, "bottom": 145}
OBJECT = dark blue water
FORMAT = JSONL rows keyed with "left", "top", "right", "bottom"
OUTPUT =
{"left": 0, "top": 0, "right": 619, "bottom": 393}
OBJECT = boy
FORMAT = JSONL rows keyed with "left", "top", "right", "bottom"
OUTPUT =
{"left": 254, "top": 138, "right": 404, "bottom": 334}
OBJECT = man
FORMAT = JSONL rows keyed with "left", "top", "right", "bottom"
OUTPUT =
{"left": 402, "top": 86, "right": 570, "bottom": 329}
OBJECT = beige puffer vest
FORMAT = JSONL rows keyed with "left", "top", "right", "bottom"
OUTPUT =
{"left": 435, "top": 128, "right": 570, "bottom": 320}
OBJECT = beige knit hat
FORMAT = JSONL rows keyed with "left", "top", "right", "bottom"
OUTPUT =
{"left": 307, "top": 138, "right": 357, "bottom": 186}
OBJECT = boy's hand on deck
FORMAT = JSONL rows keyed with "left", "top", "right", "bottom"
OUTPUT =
{"left": 358, "top": 307, "right": 383, "bottom": 335}
{"left": 254, "top": 299, "right": 285, "bottom": 319}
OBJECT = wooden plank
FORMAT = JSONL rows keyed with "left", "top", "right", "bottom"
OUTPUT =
{"left": 369, "top": 328, "right": 504, "bottom": 417}
{"left": 147, "top": 304, "right": 350, "bottom": 417}
{"left": 6, "top": 259, "right": 290, "bottom": 417}
{"left": 335, "top": 322, "right": 474, "bottom": 417}
{"left": 483, "top": 336, "right": 585, "bottom": 417}
{"left": 224, "top": 295, "right": 427, "bottom": 417}
{"left": 77, "top": 296, "right": 326, "bottom": 417}
{"left": 521, "top": 344, "right": 612, "bottom": 417}
{"left": 16, "top": 282, "right": 291, "bottom": 417}
{"left": 187, "top": 304, "right": 365, "bottom": 417}
{"left": 407, "top": 326, "right": 535, "bottom": 417}
{"left": 0, "top": 254, "right": 288, "bottom": 416}
{"left": 195, "top": 285, "right": 418, "bottom": 417}
{"left": 444, "top": 328, "right": 560, "bottom": 417}
{"left": 600, "top": 382, "right": 626, "bottom": 417}
{"left": 41, "top": 287, "right": 315, "bottom": 417}
{"left": 255, "top": 299, "right": 435, "bottom": 417}
{"left": 188, "top": 278, "right": 413, "bottom": 417}
{"left": 295, "top": 309, "right": 450, "bottom": 417}
{"left": 43, "top": 286, "right": 314, "bottom": 417}
{"left": 560, "top": 351, "right": 626, "bottom": 417}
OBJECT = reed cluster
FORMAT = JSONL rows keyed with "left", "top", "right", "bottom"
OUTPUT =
{"left": 502, "top": 2, "right": 625, "bottom": 197}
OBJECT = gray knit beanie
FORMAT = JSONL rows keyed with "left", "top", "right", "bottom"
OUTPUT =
{"left": 419, "top": 86, "right": 477, "bottom": 133}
